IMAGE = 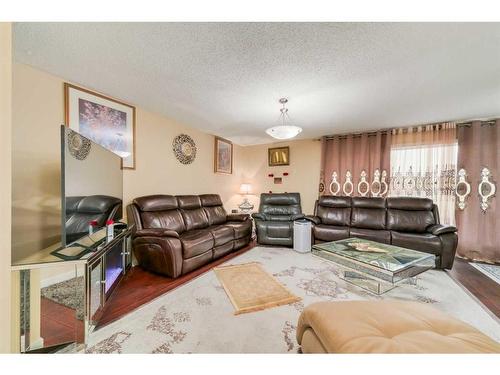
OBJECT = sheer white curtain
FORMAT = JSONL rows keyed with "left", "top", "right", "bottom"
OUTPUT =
{"left": 389, "top": 124, "right": 457, "bottom": 225}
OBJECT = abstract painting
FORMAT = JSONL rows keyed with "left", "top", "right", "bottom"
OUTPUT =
{"left": 65, "top": 83, "right": 136, "bottom": 169}
{"left": 214, "top": 136, "right": 233, "bottom": 174}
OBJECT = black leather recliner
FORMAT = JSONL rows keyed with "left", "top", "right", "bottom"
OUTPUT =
{"left": 252, "top": 193, "right": 304, "bottom": 246}
{"left": 65, "top": 195, "right": 122, "bottom": 243}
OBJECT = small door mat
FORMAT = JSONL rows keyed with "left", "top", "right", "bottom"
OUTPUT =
{"left": 214, "top": 262, "right": 301, "bottom": 315}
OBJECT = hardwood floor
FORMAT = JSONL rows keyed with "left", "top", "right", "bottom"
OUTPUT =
{"left": 95, "top": 243, "right": 499, "bottom": 330}
{"left": 448, "top": 258, "right": 500, "bottom": 319}
{"left": 40, "top": 297, "right": 85, "bottom": 347}
{"left": 96, "top": 241, "right": 257, "bottom": 328}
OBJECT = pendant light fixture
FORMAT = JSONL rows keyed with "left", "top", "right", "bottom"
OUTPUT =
{"left": 265, "top": 98, "right": 302, "bottom": 140}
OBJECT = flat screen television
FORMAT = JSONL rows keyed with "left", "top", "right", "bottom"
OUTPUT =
{"left": 60, "top": 125, "right": 123, "bottom": 249}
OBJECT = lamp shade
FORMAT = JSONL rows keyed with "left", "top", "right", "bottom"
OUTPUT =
{"left": 239, "top": 183, "right": 252, "bottom": 195}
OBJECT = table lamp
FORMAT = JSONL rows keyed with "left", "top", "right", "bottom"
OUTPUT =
{"left": 238, "top": 183, "right": 254, "bottom": 212}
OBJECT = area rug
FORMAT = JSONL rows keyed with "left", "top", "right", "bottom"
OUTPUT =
{"left": 84, "top": 247, "right": 500, "bottom": 354}
{"left": 470, "top": 262, "right": 500, "bottom": 285}
{"left": 41, "top": 276, "right": 85, "bottom": 320}
{"left": 214, "top": 262, "right": 300, "bottom": 315}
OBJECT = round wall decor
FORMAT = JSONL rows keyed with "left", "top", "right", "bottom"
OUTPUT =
{"left": 67, "top": 129, "right": 91, "bottom": 160}
{"left": 172, "top": 134, "right": 197, "bottom": 164}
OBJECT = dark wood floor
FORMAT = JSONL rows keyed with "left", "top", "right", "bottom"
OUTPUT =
{"left": 448, "top": 258, "right": 500, "bottom": 319}
{"left": 95, "top": 243, "right": 499, "bottom": 330}
{"left": 40, "top": 297, "right": 84, "bottom": 347}
{"left": 96, "top": 241, "right": 257, "bottom": 328}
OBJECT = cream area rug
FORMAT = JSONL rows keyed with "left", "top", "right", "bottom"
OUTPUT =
{"left": 214, "top": 262, "right": 300, "bottom": 315}
{"left": 84, "top": 247, "right": 500, "bottom": 354}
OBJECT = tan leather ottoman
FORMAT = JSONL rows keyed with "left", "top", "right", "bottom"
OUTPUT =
{"left": 297, "top": 301, "right": 500, "bottom": 353}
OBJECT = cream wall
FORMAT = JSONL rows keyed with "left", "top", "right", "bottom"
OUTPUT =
{"left": 0, "top": 22, "right": 12, "bottom": 353}
{"left": 240, "top": 139, "right": 322, "bottom": 214}
{"left": 12, "top": 63, "right": 245, "bottom": 264}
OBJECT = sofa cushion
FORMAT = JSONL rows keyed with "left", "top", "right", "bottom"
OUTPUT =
{"left": 387, "top": 209, "right": 435, "bottom": 233}
{"left": 391, "top": 231, "right": 442, "bottom": 255}
{"left": 207, "top": 225, "right": 234, "bottom": 246}
{"left": 199, "top": 194, "right": 223, "bottom": 207}
{"left": 179, "top": 230, "right": 214, "bottom": 258}
{"left": 350, "top": 228, "right": 391, "bottom": 244}
{"left": 317, "top": 205, "right": 351, "bottom": 226}
{"left": 141, "top": 210, "right": 186, "bottom": 233}
{"left": 224, "top": 220, "right": 252, "bottom": 239}
{"left": 387, "top": 197, "right": 434, "bottom": 210}
{"left": 177, "top": 195, "right": 202, "bottom": 209}
{"left": 134, "top": 195, "right": 178, "bottom": 212}
{"left": 260, "top": 193, "right": 302, "bottom": 217}
{"left": 318, "top": 196, "right": 351, "bottom": 208}
{"left": 313, "top": 225, "right": 349, "bottom": 242}
{"left": 203, "top": 206, "right": 227, "bottom": 226}
{"left": 181, "top": 208, "right": 209, "bottom": 231}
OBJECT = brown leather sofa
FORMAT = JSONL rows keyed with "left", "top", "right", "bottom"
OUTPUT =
{"left": 127, "top": 194, "right": 252, "bottom": 277}
{"left": 307, "top": 196, "right": 458, "bottom": 269}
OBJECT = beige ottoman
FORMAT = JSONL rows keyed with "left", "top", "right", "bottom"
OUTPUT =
{"left": 297, "top": 301, "right": 500, "bottom": 353}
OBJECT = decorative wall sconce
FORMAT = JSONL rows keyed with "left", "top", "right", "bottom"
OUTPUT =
{"left": 478, "top": 167, "right": 496, "bottom": 212}
{"left": 455, "top": 168, "right": 471, "bottom": 210}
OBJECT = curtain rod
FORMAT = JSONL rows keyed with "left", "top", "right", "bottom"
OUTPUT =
{"left": 321, "top": 118, "right": 498, "bottom": 140}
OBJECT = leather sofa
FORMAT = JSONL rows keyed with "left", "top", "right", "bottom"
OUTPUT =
{"left": 127, "top": 194, "right": 252, "bottom": 277}
{"left": 65, "top": 195, "right": 122, "bottom": 243}
{"left": 252, "top": 193, "right": 304, "bottom": 246}
{"left": 307, "top": 196, "right": 458, "bottom": 269}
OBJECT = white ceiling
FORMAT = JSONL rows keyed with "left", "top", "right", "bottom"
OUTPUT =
{"left": 13, "top": 22, "right": 500, "bottom": 145}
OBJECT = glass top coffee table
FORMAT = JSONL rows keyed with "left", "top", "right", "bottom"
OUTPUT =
{"left": 312, "top": 237, "right": 435, "bottom": 295}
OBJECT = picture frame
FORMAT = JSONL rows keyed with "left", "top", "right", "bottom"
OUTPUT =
{"left": 214, "top": 136, "right": 233, "bottom": 174}
{"left": 64, "top": 83, "right": 136, "bottom": 169}
{"left": 268, "top": 146, "right": 290, "bottom": 167}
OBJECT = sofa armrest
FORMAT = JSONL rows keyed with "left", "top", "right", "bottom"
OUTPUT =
{"left": 226, "top": 213, "right": 250, "bottom": 222}
{"left": 252, "top": 213, "right": 267, "bottom": 220}
{"left": 291, "top": 214, "right": 305, "bottom": 221}
{"left": 427, "top": 224, "right": 457, "bottom": 236}
{"left": 134, "top": 228, "right": 180, "bottom": 238}
{"left": 304, "top": 215, "right": 321, "bottom": 225}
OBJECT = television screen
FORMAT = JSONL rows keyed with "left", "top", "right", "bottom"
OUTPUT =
{"left": 61, "top": 125, "right": 123, "bottom": 247}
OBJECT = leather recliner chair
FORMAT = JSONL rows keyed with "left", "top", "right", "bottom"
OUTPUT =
{"left": 252, "top": 193, "right": 304, "bottom": 246}
{"left": 307, "top": 196, "right": 458, "bottom": 269}
{"left": 127, "top": 194, "right": 252, "bottom": 278}
{"left": 65, "top": 195, "right": 122, "bottom": 243}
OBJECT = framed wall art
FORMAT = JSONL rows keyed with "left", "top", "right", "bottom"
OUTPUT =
{"left": 268, "top": 146, "right": 290, "bottom": 166}
{"left": 214, "top": 136, "right": 233, "bottom": 174}
{"left": 64, "top": 83, "right": 136, "bottom": 169}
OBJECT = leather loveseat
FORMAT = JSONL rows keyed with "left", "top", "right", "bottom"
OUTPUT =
{"left": 252, "top": 193, "right": 304, "bottom": 246}
{"left": 307, "top": 196, "right": 458, "bottom": 269}
{"left": 65, "top": 195, "right": 122, "bottom": 243}
{"left": 127, "top": 194, "right": 252, "bottom": 277}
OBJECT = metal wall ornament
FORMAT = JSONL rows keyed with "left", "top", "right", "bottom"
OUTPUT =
{"left": 357, "top": 170, "right": 370, "bottom": 196}
{"left": 370, "top": 169, "right": 382, "bottom": 197}
{"left": 67, "top": 129, "right": 91, "bottom": 160}
{"left": 329, "top": 171, "right": 341, "bottom": 195}
{"left": 478, "top": 167, "right": 496, "bottom": 212}
{"left": 455, "top": 168, "right": 471, "bottom": 210}
{"left": 172, "top": 134, "right": 197, "bottom": 165}
{"left": 342, "top": 170, "right": 354, "bottom": 196}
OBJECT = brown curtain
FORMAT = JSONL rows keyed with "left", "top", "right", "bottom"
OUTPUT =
{"left": 319, "top": 131, "right": 391, "bottom": 196}
{"left": 456, "top": 120, "right": 499, "bottom": 264}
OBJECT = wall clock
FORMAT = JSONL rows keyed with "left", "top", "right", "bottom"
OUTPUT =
{"left": 172, "top": 134, "right": 197, "bottom": 164}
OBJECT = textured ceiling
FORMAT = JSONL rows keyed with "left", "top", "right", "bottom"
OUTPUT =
{"left": 13, "top": 22, "right": 500, "bottom": 145}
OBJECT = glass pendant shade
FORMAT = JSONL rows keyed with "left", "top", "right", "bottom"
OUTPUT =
{"left": 265, "top": 125, "right": 303, "bottom": 140}
{"left": 266, "top": 98, "right": 302, "bottom": 140}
